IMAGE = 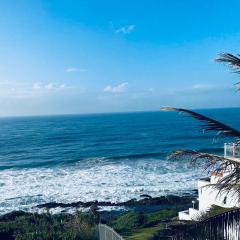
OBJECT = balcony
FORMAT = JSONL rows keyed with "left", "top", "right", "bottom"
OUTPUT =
{"left": 224, "top": 143, "right": 240, "bottom": 158}
{"left": 198, "top": 177, "right": 210, "bottom": 188}
{"left": 178, "top": 208, "right": 200, "bottom": 221}
{"left": 178, "top": 210, "right": 191, "bottom": 221}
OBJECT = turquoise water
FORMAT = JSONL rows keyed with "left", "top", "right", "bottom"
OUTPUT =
{"left": 0, "top": 108, "right": 239, "bottom": 213}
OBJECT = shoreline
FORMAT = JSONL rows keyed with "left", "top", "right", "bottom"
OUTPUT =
{"left": 0, "top": 193, "right": 197, "bottom": 216}
{"left": 0, "top": 194, "right": 197, "bottom": 226}
{"left": 33, "top": 193, "right": 197, "bottom": 219}
{"left": 0, "top": 194, "right": 197, "bottom": 239}
{"left": 36, "top": 193, "right": 196, "bottom": 210}
{"left": 0, "top": 190, "right": 198, "bottom": 216}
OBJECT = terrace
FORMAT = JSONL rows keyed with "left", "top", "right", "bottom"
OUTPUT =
{"left": 224, "top": 143, "right": 240, "bottom": 163}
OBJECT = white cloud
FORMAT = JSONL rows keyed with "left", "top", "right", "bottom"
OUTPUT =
{"left": 45, "top": 83, "right": 54, "bottom": 89}
{"left": 115, "top": 25, "right": 135, "bottom": 34}
{"left": 104, "top": 82, "right": 128, "bottom": 93}
{"left": 168, "top": 84, "right": 232, "bottom": 96}
{"left": 65, "top": 68, "right": 87, "bottom": 73}
{"left": 33, "top": 83, "right": 66, "bottom": 91}
{"left": 192, "top": 84, "right": 213, "bottom": 90}
{"left": 0, "top": 80, "right": 11, "bottom": 86}
{"left": 33, "top": 83, "right": 41, "bottom": 89}
{"left": 0, "top": 81, "right": 69, "bottom": 101}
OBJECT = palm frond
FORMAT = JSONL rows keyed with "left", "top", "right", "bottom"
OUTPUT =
{"left": 167, "top": 150, "right": 239, "bottom": 168}
{"left": 168, "top": 150, "right": 240, "bottom": 199}
{"left": 161, "top": 107, "right": 240, "bottom": 138}
{"left": 216, "top": 53, "right": 240, "bottom": 89}
{"left": 215, "top": 53, "right": 240, "bottom": 73}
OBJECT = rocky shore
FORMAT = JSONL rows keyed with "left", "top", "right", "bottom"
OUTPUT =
{"left": 0, "top": 193, "right": 198, "bottom": 240}
{"left": 36, "top": 193, "right": 197, "bottom": 211}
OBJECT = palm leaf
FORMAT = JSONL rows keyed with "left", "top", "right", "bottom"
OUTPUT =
{"left": 216, "top": 53, "right": 240, "bottom": 73}
{"left": 216, "top": 53, "right": 240, "bottom": 88}
{"left": 167, "top": 150, "right": 240, "bottom": 168}
{"left": 161, "top": 107, "right": 240, "bottom": 138}
{"left": 168, "top": 150, "right": 240, "bottom": 198}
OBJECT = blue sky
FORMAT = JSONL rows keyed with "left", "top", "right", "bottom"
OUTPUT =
{"left": 1, "top": 0, "right": 240, "bottom": 116}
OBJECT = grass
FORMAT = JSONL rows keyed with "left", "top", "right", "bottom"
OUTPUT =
{"left": 0, "top": 211, "right": 98, "bottom": 240}
{"left": 125, "top": 225, "right": 164, "bottom": 240}
{"left": 206, "top": 205, "right": 236, "bottom": 217}
{"left": 197, "top": 204, "right": 237, "bottom": 221}
{"left": 0, "top": 209, "right": 177, "bottom": 240}
{"left": 111, "top": 205, "right": 238, "bottom": 240}
{"left": 109, "top": 209, "right": 177, "bottom": 240}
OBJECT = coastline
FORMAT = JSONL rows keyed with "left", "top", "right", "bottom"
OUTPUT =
{"left": 0, "top": 192, "right": 197, "bottom": 216}
{"left": 0, "top": 193, "right": 197, "bottom": 240}
{"left": 36, "top": 193, "right": 196, "bottom": 209}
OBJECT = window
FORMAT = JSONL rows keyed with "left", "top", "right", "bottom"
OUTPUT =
{"left": 223, "top": 196, "right": 227, "bottom": 204}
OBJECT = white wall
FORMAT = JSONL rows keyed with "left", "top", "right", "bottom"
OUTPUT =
{"left": 198, "top": 178, "right": 240, "bottom": 212}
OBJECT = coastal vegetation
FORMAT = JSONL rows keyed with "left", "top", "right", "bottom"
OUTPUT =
{"left": 106, "top": 205, "right": 235, "bottom": 240}
{"left": 196, "top": 204, "right": 236, "bottom": 220}
{"left": 0, "top": 209, "right": 178, "bottom": 240}
{"left": 109, "top": 209, "right": 177, "bottom": 239}
{"left": 0, "top": 195, "right": 194, "bottom": 240}
{"left": 149, "top": 205, "right": 238, "bottom": 239}
{"left": 0, "top": 211, "right": 98, "bottom": 240}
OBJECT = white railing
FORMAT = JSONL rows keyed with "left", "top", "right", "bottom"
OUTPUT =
{"left": 224, "top": 143, "right": 240, "bottom": 158}
{"left": 98, "top": 224, "right": 124, "bottom": 240}
{"left": 178, "top": 210, "right": 191, "bottom": 221}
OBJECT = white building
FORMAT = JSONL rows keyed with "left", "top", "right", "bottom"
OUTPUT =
{"left": 179, "top": 143, "right": 240, "bottom": 221}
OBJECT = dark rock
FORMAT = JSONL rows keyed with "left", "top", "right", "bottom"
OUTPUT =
{"left": 0, "top": 211, "right": 31, "bottom": 221}
{"left": 192, "top": 189, "right": 198, "bottom": 194}
{"left": 36, "top": 194, "right": 196, "bottom": 210}
{"left": 140, "top": 194, "right": 152, "bottom": 198}
{"left": 90, "top": 202, "right": 99, "bottom": 213}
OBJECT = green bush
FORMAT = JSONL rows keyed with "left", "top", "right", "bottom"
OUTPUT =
{"left": 0, "top": 211, "right": 98, "bottom": 240}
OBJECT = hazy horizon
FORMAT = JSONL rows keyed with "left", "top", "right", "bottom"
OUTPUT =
{"left": 0, "top": 106, "right": 240, "bottom": 119}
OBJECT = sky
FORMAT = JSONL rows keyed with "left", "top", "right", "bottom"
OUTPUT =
{"left": 1, "top": 0, "right": 240, "bottom": 116}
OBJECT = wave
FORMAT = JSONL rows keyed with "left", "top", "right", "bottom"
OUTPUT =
{"left": 0, "top": 158, "right": 204, "bottom": 214}
{"left": 197, "top": 147, "right": 223, "bottom": 154}
{"left": 0, "top": 151, "right": 166, "bottom": 170}
{"left": 106, "top": 152, "right": 164, "bottom": 160}
{"left": 0, "top": 146, "right": 222, "bottom": 170}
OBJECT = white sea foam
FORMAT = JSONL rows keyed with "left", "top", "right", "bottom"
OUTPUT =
{"left": 0, "top": 158, "right": 204, "bottom": 214}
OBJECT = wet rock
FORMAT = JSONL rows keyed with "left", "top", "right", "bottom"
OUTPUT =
{"left": 36, "top": 194, "right": 196, "bottom": 210}
{"left": 90, "top": 202, "right": 100, "bottom": 214}
{"left": 140, "top": 194, "right": 152, "bottom": 198}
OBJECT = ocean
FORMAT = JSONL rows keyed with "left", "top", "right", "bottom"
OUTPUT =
{"left": 0, "top": 108, "right": 239, "bottom": 214}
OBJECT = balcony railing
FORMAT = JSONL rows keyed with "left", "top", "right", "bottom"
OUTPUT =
{"left": 224, "top": 143, "right": 240, "bottom": 158}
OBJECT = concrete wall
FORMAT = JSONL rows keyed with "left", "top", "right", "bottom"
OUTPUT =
{"left": 198, "top": 178, "right": 239, "bottom": 212}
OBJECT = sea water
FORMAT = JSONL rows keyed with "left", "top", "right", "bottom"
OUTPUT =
{"left": 0, "top": 108, "right": 239, "bottom": 214}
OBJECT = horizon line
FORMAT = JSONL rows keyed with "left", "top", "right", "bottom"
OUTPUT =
{"left": 1, "top": 106, "right": 240, "bottom": 119}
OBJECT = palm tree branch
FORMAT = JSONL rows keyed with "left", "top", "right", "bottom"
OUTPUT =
{"left": 167, "top": 150, "right": 240, "bottom": 167}
{"left": 161, "top": 107, "right": 240, "bottom": 138}
{"left": 168, "top": 150, "right": 240, "bottom": 198}
{"left": 215, "top": 53, "right": 240, "bottom": 72}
